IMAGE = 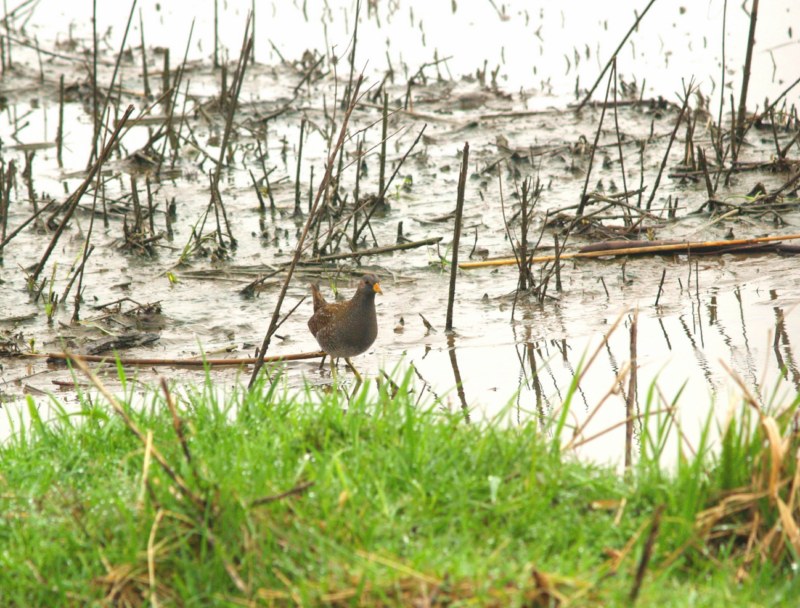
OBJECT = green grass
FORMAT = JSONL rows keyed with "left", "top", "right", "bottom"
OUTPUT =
{"left": 0, "top": 367, "right": 798, "bottom": 606}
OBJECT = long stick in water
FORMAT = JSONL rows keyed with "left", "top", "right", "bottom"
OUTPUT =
{"left": 460, "top": 233, "right": 800, "bottom": 270}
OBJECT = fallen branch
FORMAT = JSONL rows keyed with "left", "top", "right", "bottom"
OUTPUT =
{"left": 300, "top": 236, "right": 441, "bottom": 264}
{"left": 26, "top": 350, "right": 325, "bottom": 367}
{"left": 459, "top": 233, "right": 800, "bottom": 269}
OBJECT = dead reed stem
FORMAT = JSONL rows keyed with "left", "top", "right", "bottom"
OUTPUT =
{"left": 56, "top": 74, "right": 64, "bottom": 166}
{"left": 213, "top": 0, "right": 219, "bottom": 68}
{"left": 569, "top": 407, "right": 673, "bottom": 451}
{"left": 459, "top": 233, "right": 800, "bottom": 269}
{"left": 0, "top": 199, "right": 54, "bottom": 254}
{"left": 250, "top": 481, "right": 315, "bottom": 507}
{"left": 654, "top": 268, "right": 667, "bottom": 306}
{"left": 139, "top": 8, "right": 150, "bottom": 97}
{"left": 354, "top": 124, "right": 427, "bottom": 243}
{"left": 611, "top": 60, "right": 630, "bottom": 224}
{"left": 629, "top": 504, "right": 665, "bottom": 604}
{"left": 445, "top": 142, "right": 469, "bottom": 332}
{"left": 549, "top": 310, "right": 627, "bottom": 431}
{"left": 157, "top": 21, "right": 195, "bottom": 173}
{"left": 91, "top": 0, "right": 98, "bottom": 161}
{"left": 715, "top": 0, "right": 729, "bottom": 166}
{"left": 645, "top": 83, "right": 693, "bottom": 210}
{"left": 207, "top": 15, "right": 252, "bottom": 250}
{"left": 565, "top": 362, "right": 631, "bottom": 451}
{"left": 625, "top": 310, "right": 638, "bottom": 470}
{"left": 576, "top": 69, "right": 613, "bottom": 217}
{"left": 576, "top": 0, "right": 657, "bottom": 112}
{"left": 379, "top": 92, "right": 388, "bottom": 198}
{"left": 160, "top": 378, "right": 200, "bottom": 486}
{"left": 301, "top": 236, "right": 441, "bottom": 264}
{"left": 734, "top": 0, "right": 759, "bottom": 149}
{"left": 294, "top": 118, "right": 306, "bottom": 216}
{"left": 69, "top": 170, "right": 101, "bottom": 321}
{"left": 89, "top": 0, "right": 137, "bottom": 168}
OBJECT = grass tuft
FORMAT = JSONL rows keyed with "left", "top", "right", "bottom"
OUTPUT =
{"left": 0, "top": 365, "right": 798, "bottom": 606}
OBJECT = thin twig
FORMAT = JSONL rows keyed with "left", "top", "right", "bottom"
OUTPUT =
{"left": 629, "top": 504, "right": 666, "bottom": 604}
{"left": 576, "top": 0, "right": 658, "bottom": 112}
{"left": 251, "top": 481, "right": 315, "bottom": 507}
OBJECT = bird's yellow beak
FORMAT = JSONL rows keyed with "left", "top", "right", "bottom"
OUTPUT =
{"left": 373, "top": 282, "right": 383, "bottom": 294}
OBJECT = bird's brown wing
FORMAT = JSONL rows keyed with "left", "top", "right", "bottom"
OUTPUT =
{"left": 307, "top": 301, "right": 346, "bottom": 338}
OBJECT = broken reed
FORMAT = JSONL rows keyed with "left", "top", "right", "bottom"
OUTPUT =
{"left": 516, "top": 176, "right": 543, "bottom": 291}
{"left": 88, "top": 0, "right": 137, "bottom": 169}
{"left": 294, "top": 118, "right": 306, "bottom": 217}
{"left": 0, "top": 160, "right": 14, "bottom": 258}
{"left": 445, "top": 142, "right": 469, "bottom": 332}
{"left": 734, "top": 0, "right": 759, "bottom": 152}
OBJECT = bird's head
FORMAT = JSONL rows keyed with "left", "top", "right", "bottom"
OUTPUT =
{"left": 359, "top": 273, "right": 382, "bottom": 296}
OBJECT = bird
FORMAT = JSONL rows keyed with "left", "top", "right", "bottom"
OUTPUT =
{"left": 308, "top": 273, "right": 382, "bottom": 382}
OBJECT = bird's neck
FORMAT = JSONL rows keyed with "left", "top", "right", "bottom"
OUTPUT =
{"left": 351, "top": 291, "right": 375, "bottom": 310}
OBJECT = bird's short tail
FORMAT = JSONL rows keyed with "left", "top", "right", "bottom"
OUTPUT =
{"left": 309, "top": 282, "right": 326, "bottom": 312}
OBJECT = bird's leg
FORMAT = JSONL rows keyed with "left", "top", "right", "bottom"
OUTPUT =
{"left": 329, "top": 356, "right": 337, "bottom": 381}
{"left": 344, "top": 358, "right": 363, "bottom": 383}
{"left": 348, "top": 377, "right": 362, "bottom": 401}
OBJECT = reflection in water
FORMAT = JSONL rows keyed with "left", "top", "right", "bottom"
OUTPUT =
{"left": 625, "top": 311, "right": 639, "bottom": 469}
{"left": 511, "top": 314, "right": 548, "bottom": 427}
{"left": 604, "top": 337, "right": 627, "bottom": 405}
{"left": 536, "top": 342, "right": 563, "bottom": 407}
{"left": 411, "top": 363, "right": 443, "bottom": 407}
{"left": 553, "top": 338, "right": 588, "bottom": 410}
{"left": 677, "top": 311, "right": 715, "bottom": 391}
{"left": 446, "top": 333, "right": 469, "bottom": 423}
{"left": 693, "top": 296, "right": 706, "bottom": 349}
{"left": 459, "top": 272, "right": 800, "bottom": 464}
{"left": 770, "top": 290, "right": 800, "bottom": 393}
{"left": 709, "top": 294, "right": 735, "bottom": 354}
{"left": 656, "top": 316, "right": 672, "bottom": 351}
{"left": 733, "top": 286, "right": 762, "bottom": 403}
{"left": 707, "top": 293, "right": 718, "bottom": 326}
{"left": 527, "top": 343, "right": 546, "bottom": 426}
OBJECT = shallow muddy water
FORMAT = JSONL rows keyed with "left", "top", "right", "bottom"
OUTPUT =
{"left": 0, "top": 0, "right": 799, "bottom": 464}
